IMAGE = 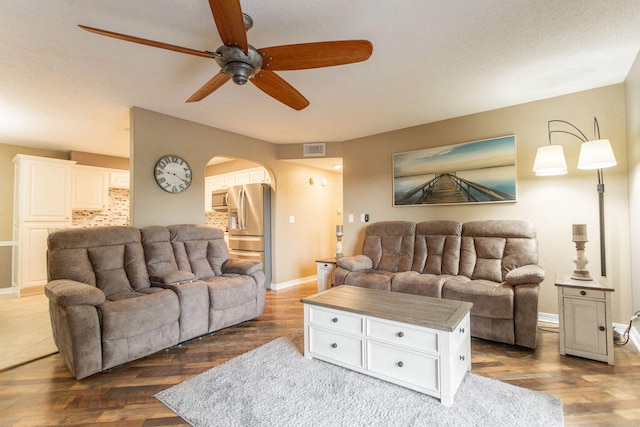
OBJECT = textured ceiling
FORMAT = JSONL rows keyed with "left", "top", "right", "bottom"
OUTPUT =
{"left": 1, "top": 1, "right": 639, "bottom": 159}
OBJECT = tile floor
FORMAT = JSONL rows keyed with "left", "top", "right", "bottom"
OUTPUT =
{"left": 0, "top": 293, "right": 57, "bottom": 371}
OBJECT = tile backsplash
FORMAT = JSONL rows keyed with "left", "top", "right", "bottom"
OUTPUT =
{"left": 205, "top": 210, "right": 229, "bottom": 231}
{"left": 72, "top": 188, "right": 229, "bottom": 229}
{"left": 72, "top": 188, "right": 130, "bottom": 227}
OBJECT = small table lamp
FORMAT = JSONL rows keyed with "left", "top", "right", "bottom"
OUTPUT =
{"left": 336, "top": 225, "right": 343, "bottom": 258}
{"left": 571, "top": 224, "right": 592, "bottom": 281}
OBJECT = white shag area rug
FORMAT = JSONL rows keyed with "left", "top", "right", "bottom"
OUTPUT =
{"left": 156, "top": 336, "right": 563, "bottom": 427}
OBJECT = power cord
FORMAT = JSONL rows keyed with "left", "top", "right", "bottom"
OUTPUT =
{"left": 614, "top": 311, "right": 640, "bottom": 346}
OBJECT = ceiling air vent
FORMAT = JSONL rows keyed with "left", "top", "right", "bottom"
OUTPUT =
{"left": 303, "top": 143, "right": 326, "bottom": 157}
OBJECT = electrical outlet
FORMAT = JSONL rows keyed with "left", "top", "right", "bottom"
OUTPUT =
{"left": 348, "top": 214, "right": 354, "bottom": 223}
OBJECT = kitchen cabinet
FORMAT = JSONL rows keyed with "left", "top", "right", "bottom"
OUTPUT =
{"left": 205, "top": 167, "right": 270, "bottom": 210}
{"left": 12, "top": 155, "right": 75, "bottom": 295}
{"left": 13, "top": 155, "right": 74, "bottom": 222}
{"left": 72, "top": 165, "right": 109, "bottom": 210}
{"left": 109, "top": 171, "right": 130, "bottom": 189}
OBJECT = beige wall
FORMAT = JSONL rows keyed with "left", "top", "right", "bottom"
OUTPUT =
{"left": 342, "top": 84, "right": 631, "bottom": 323}
{"left": 130, "top": 107, "right": 341, "bottom": 285}
{"left": 625, "top": 51, "right": 640, "bottom": 314}
{"left": 70, "top": 151, "right": 129, "bottom": 170}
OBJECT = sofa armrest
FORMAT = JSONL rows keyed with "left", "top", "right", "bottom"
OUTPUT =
{"left": 45, "top": 279, "right": 105, "bottom": 307}
{"left": 150, "top": 271, "right": 196, "bottom": 285}
{"left": 222, "top": 258, "right": 263, "bottom": 275}
{"left": 336, "top": 255, "right": 373, "bottom": 271}
{"left": 505, "top": 264, "right": 545, "bottom": 286}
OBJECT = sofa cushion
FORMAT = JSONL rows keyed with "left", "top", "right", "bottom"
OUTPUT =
{"left": 442, "top": 278, "right": 514, "bottom": 319}
{"left": 391, "top": 271, "right": 451, "bottom": 298}
{"left": 48, "top": 226, "right": 151, "bottom": 292}
{"left": 459, "top": 220, "right": 539, "bottom": 282}
{"left": 168, "top": 224, "right": 228, "bottom": 278}
{"left": 141, "top": 226, "right": 179, "bottom": 277}
{"left": 99, "top": 289, "right": 180, "bottom": 340}
{"left": 413, "top": 221, "right": 461, "bottom": 275}
{"left": 204, "top": 274, "right": 259, "bottom": 310}
{"left": 362, "top": 221, "right": 415, "bottom": 273}
{"left": 88, "top": 245, "right": 133, "bottom": 297}
{"left": 343, "top": 270, "right": 395, "bottom": 291}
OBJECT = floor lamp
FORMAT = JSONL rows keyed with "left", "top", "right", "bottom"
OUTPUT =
{"left": 532, "top": 117, "right": 617, "bottom": 277}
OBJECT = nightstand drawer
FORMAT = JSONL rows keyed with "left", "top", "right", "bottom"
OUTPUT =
{"left": 562, "top": 287, "right": 605, "bottom": 299}
{"left": 309, "top": 306, "right": 364, "bottom": 334}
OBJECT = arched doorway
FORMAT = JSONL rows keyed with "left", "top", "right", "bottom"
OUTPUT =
{"left": 204, "top": 156, "right": 273, "bottom": 285}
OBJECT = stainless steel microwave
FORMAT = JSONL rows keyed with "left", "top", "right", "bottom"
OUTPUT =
{"left": 211, "top": 189, "right": 228, "bottom": 211}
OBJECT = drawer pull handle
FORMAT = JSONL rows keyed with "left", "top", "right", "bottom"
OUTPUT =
{"left": 459, "top": 327, "right": 465, "bottom": 333}
{"left": 331, "top": 343, "right": 338, "bottom": 349}
{"left": 332, "top": 317, "right": 339, "bottom": 323}
{"left": 396, "top": 331, "right": 404, "bottom": 338}
{"left": 598, "top": 326, "right": 605, "bottom": 332}
{"left": 459, "top": 355, "right": 465, "bottom": 361}
{"left": 580, "top": 290, "right": 587, "bottom": 296}
{"left": 397, "top": 361, "right": 404, "bottom": 368}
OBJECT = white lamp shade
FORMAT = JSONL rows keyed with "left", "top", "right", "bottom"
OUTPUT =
{"left": 533, "top": 145, "right": 567, "bottom": 176}
{"left": 577, "top": 139, "right": 617, "bottom": 170}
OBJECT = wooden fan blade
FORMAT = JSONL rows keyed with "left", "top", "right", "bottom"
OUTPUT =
{"left": 78, "top": 25, "right": 217, "bottom": 59}
{"left": 251, "top": 70, "right": 309, "bottom": 110}
{"left": 186, "top": 72, "right": 231, "bottom": 102}
{"left": 259, "top": 40, "right": 373, "bottom": 71}
{"left": 208, "top": 0, "right": 248, "bottom": 54}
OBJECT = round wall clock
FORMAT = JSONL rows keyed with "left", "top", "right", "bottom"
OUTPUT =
{"left": 154, "top": 155, "right": 192, "bottom": 193}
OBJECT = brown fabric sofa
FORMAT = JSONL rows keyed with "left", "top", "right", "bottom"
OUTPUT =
{"left": 334, "top": 220, "right": 544, "bottom": 348}
{"left": 45, "top": 224, "right": 265, "bottom": 379}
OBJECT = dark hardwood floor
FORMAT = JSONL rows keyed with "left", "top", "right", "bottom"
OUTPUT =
{"left": 1, "top": 281, "right": 639, "bottom": 426}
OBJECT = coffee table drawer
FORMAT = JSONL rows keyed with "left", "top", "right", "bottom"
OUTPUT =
{"left": 367, "top": 317, "right": 438, "bottom": 354}
{"left": 367, "top": 341, "right": 439, "bottom": 393}
{"left": 309, "top": 306, "right": 364, "bottom": 335}
{"left": 309, "top": 326, "right": 364, "bottom": 369}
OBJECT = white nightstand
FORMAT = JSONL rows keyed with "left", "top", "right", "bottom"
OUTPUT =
{"left": 555, "top": 274, "right": 615, "bottom": 365}
{"left": 315, "top": 258, "right": 337, "bottom": 292}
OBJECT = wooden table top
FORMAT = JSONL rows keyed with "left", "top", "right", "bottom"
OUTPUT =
{"left": 301, "top": 285, "right": 472, "bottom": 332}
{"left": 554, "top": 274, "right": 614, "bottom": 292}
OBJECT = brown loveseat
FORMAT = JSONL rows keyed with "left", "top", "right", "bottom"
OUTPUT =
{"left": 334, "top": 220, "right": 544, "bottom": 348}
{"left": 45, "top": 224, "right": 265, "bottom": 379}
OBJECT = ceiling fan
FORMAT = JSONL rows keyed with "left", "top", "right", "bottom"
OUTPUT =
{"left": 79, "top": 0, "right": 373, "bottom": 110}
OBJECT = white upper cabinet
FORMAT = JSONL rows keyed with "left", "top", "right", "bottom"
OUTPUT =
{"left": 72, "top": 165, "right": 110, "bottom": 210}
{"left": 109, "top": 171, "right": 130, "bottom": 189}
{"left": 13, "top": 155, "right": 75, "bottom": 222}
{"left": 205, "top": 167, "right": 270, "bottom": 211}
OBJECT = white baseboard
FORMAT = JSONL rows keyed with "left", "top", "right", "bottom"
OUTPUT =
{"left": 269, "top": 275, "right": 316, "bottom": 291}
{"left": 0, "top": 286, "right": 18, "bottom": 299}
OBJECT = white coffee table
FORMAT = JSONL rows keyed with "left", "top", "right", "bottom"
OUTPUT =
{"left": 301, "top": 285, "right": 472, "bottom": 407}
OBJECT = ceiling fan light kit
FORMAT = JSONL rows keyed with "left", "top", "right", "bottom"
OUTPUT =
{"left": 78, "top": 0, "right": 373, "bottom": 110}
{"left": 215, "top": 44, "right": 263, "bottom": 85}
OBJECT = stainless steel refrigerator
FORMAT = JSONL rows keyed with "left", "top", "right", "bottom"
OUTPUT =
{"left": 227, "top": 183, "right": 272, "bottom": 287}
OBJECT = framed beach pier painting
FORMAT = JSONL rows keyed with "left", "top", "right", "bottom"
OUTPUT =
{"left": 393, "top": 135, "right": 517, "bottom": 206}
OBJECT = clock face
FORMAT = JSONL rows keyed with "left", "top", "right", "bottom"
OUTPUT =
{"left": 154, "top": 155, "right": 192, "bottom": 193}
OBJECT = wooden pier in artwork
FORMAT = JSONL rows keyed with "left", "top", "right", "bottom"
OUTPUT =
{"left": 395, "top": 172, "right": 513, "bottom": 205}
